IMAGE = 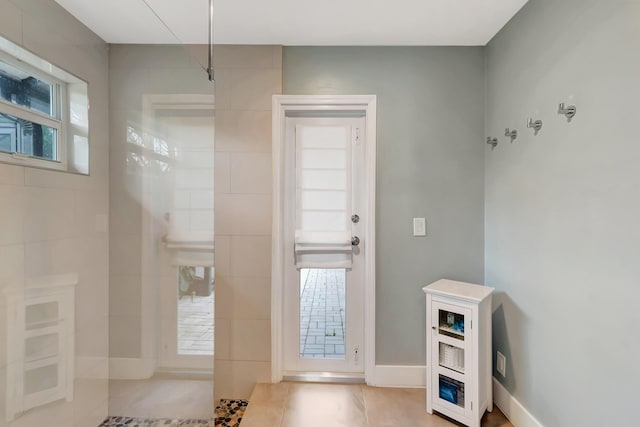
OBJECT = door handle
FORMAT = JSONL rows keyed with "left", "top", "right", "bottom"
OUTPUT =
{"left": 351, "top": 236, "right": 360, "bottom": 246}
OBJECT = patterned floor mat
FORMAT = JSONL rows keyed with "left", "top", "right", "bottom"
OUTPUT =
{"left": 99, "top": 399, "right": 248, "bottom": 427}
{"left": 214, "top": 399, "right": 248, "bottom": 426}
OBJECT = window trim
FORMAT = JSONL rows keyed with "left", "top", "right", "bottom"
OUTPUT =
{"left": 0, "top": 41, "right": 81, "bottom": 173}
{"left": 0, "top": 50, "right": 68, "bottom": 169}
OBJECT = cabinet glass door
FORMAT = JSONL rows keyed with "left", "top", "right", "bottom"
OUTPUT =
{"left": 431, "top": 301, "right": 471, "bottom": 416}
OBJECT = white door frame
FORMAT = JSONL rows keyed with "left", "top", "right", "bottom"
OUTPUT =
{"left": 271, "top": 95, "right": 376, "bottom": 383}
{"left": 142, "top": 94, "right": 215, "bottom": 375}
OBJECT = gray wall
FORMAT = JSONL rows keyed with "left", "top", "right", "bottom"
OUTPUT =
{"left": 284, "top": 47, "right": 485, "bottom": 364}
{"left": 485, "top": 0, "right": 640, "bottom": 425}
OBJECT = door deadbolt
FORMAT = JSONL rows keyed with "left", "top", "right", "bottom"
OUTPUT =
{"left": 351, "top": 236, "right": 360, "bottom": 246}
{"left": 351, "top": 214, "right": 360, "bottom": 223}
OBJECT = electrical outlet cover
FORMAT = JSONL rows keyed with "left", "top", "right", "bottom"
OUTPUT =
{"left": 413, "top": 218, "right": 426, "bottom": 236}
{"left": 497, "top": 351, "right": 506, "bottom": 377}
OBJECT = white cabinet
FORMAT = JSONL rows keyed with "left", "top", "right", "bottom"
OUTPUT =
{"left": 423, "top": 279, "right": 494, "bottom": 427}
{"left": 3, "top": 274, "right": 77, "bottom": 422}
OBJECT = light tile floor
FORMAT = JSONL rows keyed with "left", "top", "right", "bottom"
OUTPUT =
{"left": 108, "top": 376, "right": 214, "bottom": 420}
{"left": 299, "top": 269, "right": 346, "bottom": 359}
{"left": 178, "top": 293, "right": 214, "bottom": 355}
{"left": 241, "top": 382, "right": 514, "bottom": 427}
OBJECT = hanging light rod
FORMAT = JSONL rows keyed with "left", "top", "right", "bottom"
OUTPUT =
{"left": 207, "top": 0, "right": 215, "bottom": 82}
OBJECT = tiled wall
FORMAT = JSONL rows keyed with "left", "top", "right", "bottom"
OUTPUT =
{"left": 0, "top": 0, "right": 110, "bottom": 425}
{"left": 214, "top": 45, "right": 282, "bottom": 400}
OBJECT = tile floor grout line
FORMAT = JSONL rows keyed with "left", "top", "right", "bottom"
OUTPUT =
{"left": 275, "top": 384, "right": 290, "bottom": 427}
{"left": 360, "top": 384, "right": 371, "bottom": 427}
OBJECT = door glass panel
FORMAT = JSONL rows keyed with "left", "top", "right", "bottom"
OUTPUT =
{"left": 299, "top": 268, "right": 346, "bottom": 359}
{"left": 177, "top": 265, "right": 214, "bottom": 356}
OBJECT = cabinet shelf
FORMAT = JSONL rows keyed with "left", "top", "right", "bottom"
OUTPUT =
{"left": 26, "top": 319, "right": 62, "bottom": 331}
{"left": 438, "top": 324, "right": 465, "bottom": 340}
{"left": 3, "top": 275, "right": 77, "bottom": 422}
{"left": 25, "top": 355, "right": 59, "bottom": 371}
{"left": 439, "top": 342, "right": 464, "bottom": 374}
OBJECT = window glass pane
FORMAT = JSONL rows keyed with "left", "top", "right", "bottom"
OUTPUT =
{"left": 0, "top": 123, "right": 15, "bottom": 151}
{"left": 300, "top": 268, "right": 346, "bottom": 360}
{"left": 0, "top": 112, "right": 57, "bottom": 160}
{"left": 177, "top": 265, "right": 214, "bottom": 356}
{"left": 0, "top": 59, "right": 54, "bottom": 117}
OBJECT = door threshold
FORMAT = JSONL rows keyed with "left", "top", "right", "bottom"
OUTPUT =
{"left": 283, "top": 372, "right": 365, "bottom": 384}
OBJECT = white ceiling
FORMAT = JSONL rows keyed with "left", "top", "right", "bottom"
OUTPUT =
{"left": 54, "top": 0, "right": 528, "bottom": 46}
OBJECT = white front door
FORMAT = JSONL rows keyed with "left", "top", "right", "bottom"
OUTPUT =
{"left": 282, "top": 116, "right": 366, "bottom": 374}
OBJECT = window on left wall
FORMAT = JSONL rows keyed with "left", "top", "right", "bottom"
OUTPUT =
{"left": 0, "top": 35, "right": 89, "bottom": 174}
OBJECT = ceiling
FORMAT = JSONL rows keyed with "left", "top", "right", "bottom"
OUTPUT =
{"left": 54, "top": 0, "right": 529, "bottom": 46}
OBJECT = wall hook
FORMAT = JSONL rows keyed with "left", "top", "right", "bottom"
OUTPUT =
{"left": 527, "top": 118, "right": 543, "bottom": 136}
{"left": 558, "top": 103, "right": 576, "bottom": 122}
{"left": 486, "top": 137, "right": 498, "bottom": 149}
{"left": 505, "top": 128, "right": 518, "bottom": 142}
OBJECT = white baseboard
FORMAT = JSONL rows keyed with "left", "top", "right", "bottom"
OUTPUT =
{"left": 367, "top": 368, "right": 542, "bottom": 426}
{"left": 109, "top": 357, "right": 156, "bottom": 380}
{"left": 493, "top": 378, "right": 543, "bottom": 427}
{"left": 76, "top": 356, "right": 109, "bottom": 379}
{"left": 369, "top": 365, "right": 426, "bottom": 388}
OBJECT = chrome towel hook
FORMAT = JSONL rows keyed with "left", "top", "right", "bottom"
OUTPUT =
{"left": 486, "top": 137, "right": 498, "bottom": 149}
{"left": 505, "top": 128, "right": 518, "bottom": 142}
{"left": 527, "top": 118, "right": 543, "bottom": 136}
{"left": 558, "top": 103, "right": 577, "bottom": 122}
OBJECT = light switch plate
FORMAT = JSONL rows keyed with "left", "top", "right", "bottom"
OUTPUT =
{"left": 413, "top": 218, "right": 426, "bottom": 236}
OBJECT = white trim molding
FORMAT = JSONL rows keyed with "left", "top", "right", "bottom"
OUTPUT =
{"left": 493, "top": 378, "right": 544, "bottom": 427}
{"left": 271, "top": 95, "right": 377, "bottom": 383}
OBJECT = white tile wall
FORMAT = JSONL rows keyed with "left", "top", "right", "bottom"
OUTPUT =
{"left": 0, "top": 0, "right": 22, "bottom": 44}
{"left": 214, "top": 45, "right": 282, "bottom": 401}
{"left": 0, "top": 1, "right": 110, "bottom": 425}
{"left": 215, "top": 194, "right": 272, "bottom": 236}
{"left": 108, "top": 44, "right": 214, "bottom": 375}
{"left": 230, "top": 153, "right": 272, "bottom": 195}
{"left": 0, "top": 185, "right": 25, "bottom": 245}
{"left": 230, "top": 319, "right": 271, "bottom": 361}
{"left": 214, "top": 110, "right": 272, "bottom": 152}
{"left": 0, "top": 163, "right": 24, "bottom": 185}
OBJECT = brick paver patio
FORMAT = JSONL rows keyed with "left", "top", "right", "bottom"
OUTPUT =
{"left": 178, "top": 293, "right": 214, "bottom": 355}
{"left": 299, "top": 268, "right": 346, "bottom": 359}
{"left": 175, "top": 270, "right": 345, "bottom": 359}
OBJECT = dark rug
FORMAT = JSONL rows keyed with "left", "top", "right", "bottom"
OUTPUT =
{"left": 98, "top": 399, "right": 248, "bottom": 427}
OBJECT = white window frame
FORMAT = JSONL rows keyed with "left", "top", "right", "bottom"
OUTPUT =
{"left": 0, "top": 36, "right": 88, "bottom": 174}
{"left": 0, "top": 51, "right": 67, "bottom": 170}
